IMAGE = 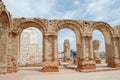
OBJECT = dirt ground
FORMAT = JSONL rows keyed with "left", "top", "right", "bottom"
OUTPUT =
{"left": 0, "top": 66, "right": 120, "bottom": 80}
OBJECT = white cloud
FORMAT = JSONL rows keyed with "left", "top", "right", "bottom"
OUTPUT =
{"left": 73, "top": 0, "right": 80, "bottom": 6}
{"left": 3, "top": 0, "right": 56, "bottom": 18}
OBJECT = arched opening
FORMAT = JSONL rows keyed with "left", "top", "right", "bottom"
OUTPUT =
{"left": 18, "top": 27, "right": 43, "bottom": 71}
{"left": 92, "top": 30, "right": 106, "bottom": 64}
{"left": 13, "top": 20, "right": 46, "bottom": 72}
{"left": 55, "top": 21, "right": 82, "bottom": 70}
{"left": 58, "top": 28, "right": 76, "bottom": 64}
{"left": 91, "top": 22, "right": 113, "bottom": 68}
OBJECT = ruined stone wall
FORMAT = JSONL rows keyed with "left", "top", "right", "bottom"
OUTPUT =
{"left": 0, "top": 0, "right": 120, "bottom": 73}
{"left": 19, "top": 27, "right": 42, "bottom": 67}
{"left": 0, "top": 1, "right": 11, "bottom": 73}
{"left": 0, "top": 15, "right": 8, "bottom": 73}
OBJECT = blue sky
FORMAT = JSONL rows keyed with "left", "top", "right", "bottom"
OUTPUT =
{"left": 3, "top": 0, "right": 120, "bottom": 52}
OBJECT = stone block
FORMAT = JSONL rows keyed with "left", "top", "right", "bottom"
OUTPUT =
{"left": 78, "top": 60, "right": 96, "bottom": 70}
{"left": 74, "top": 57, "right": 78, "bottom": 65}
{"left": 96, "top": 59, "right": 101, "bottom": 64}
{"left": 42, "top": 61, "right": 59, "bottom": 72}
{"left": 107, "top": 59, "right": 120, "bottom": 68}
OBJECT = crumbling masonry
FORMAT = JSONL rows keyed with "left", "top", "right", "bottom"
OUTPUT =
{"left": 0, "top": 0, "right": 120, "bottom": 73}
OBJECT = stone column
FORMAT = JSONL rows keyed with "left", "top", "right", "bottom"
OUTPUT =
{"left": 105, "top": 44, "right": 111, "bottom": 63}
{"left": 113, "top": 37, "right": 119, "bottom": 59}
{"left": 74, "top": 40, "right": 81, "bottom": 65}
{"left": 105, "top": 39, "right": 114, "bottom": 65}
{"left": 89, "top": 36, "right": 94, "bottom": 60}
{"left": 43, "top": 33, "right": 58, "bottom": 61}
{"left": 42, "top": 35, "right": 48, "bottom": 62}
{"left": 78, "top": 36, "right": 96, "bottom": 70}
{"left": 7, "top": 31, "right": 19, "bottom": 73}
{"left": 0, "top": 24, "right": 7, "bottom": 74}
{"left": 119, "top": 37, "right": 120, "bottom": 59}
{"left": 93, "top": 40, "right": 101, "bottom": 63}
{"left": 53, "top": 35, "right": 58, "bottom": 61}
{"left": 109, "top": 37, "right": 120, "bottom": 68}
{"left": 42, "top": 32, "right": 59, "bottom": 72}
{"left": 64, "top": 39, "right": 71, "bottom": 62}
{"left": 7, "top": 32, "right": 14, "bottom": 73}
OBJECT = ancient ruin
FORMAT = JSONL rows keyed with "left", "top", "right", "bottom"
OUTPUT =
{"left": 0, "top": 0, "right": 120, "bottom": 74}
{"left": 93, "top": 40, "right": 101, "bottom": 63}
{"left": 19, "top": 27, "right": 42, "bottom": 67}
{"left": 64, "top": 39, "right": 71, "bottom": 62}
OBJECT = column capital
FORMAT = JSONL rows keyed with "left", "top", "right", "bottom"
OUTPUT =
{"left": 43, "top": 32, "right": 57, "bottom": 36}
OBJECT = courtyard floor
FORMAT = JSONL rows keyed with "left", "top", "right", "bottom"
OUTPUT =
{"left": 0, "top": 65, "right": 120, "bottom": 80}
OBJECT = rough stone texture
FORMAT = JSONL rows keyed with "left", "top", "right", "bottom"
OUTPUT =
{"left": 64, "top": 39, "right": 71, "bottom": 62}
{"left": 0, "top": 4, "right": 8, "bottom": 74}
{"left": 0, "top": 0, "right": 120, "bottom": 74}
{"left": 93, "top": 40, "right": 101, "bottom": 64}
{"left": 19, "top": 27, "right": 42, "bottom": 67}
{"left": 107, "top": 59, "right": 120, "bottom": 68}
{"left": 7, "top": 56, "right": 17, "bottom": 73}
{"left": 78, "top": 60, "right": 96, "bottom": 70}
{"left": 74, "top": 57, "right": 79, "bottom": 65}
{"left": 41, "top": 61, "right": 59, "bottom": 72}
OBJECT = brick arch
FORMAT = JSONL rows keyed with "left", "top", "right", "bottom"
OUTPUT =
{"left": 15, "top": 19, "right": 47, "bottom": 34}
{"left": 54, "top": 20, "right": 83, "bottom": 44}
{"left": 54, "top": 20, "right": 83, "bottom": 61}
{"left": 90, "top": 22, "right": 113, "bottom": 45}
{"left": 90, "top": 22, "right": 113, "bottom": 35}
{"left": 91, "top": 22, "right": 114, "bottom": 63}
{"left": 54, "top": 20, "right": 83, "bottom": 34}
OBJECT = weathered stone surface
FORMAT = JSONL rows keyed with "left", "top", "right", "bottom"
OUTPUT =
{"left": 107, "top": 59, "right": 120, "bottom": 68}
{"left": 42, "top": 61, "right": 59, "bottom": 72}
{"left": 93, "top": 40, "right": 101, "bottom": 64}
{"left": 78, "top": 60, "right": 96, "bottom": 70}
{"left": 0, "top": 0, "right": 120, "bottom": 74}
{"left": 64, "top": 39, "right": 71, "bottom": 62}
{"left": 74, "top": 57, "right": 79, "bottom": 65}
{"left": 19, "top": 27, "right": 42, "bottom": 67}
{"left": 7, "top": 56, "right": 17, "bottom": 73}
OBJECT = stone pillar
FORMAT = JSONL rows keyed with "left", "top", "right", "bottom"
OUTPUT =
{"left": 42, "top": 32, "right": 59, "bottom": 72}
{"left": 64, "top": 39, "right": 71, "bottom": 62}
{"left": 119, "top": 37, "right": 120, "bottom": 59}
{"left": 7, "top": 31, "right": 19, "bottom": 73}
{"left": 74, "top": 46, "right": 81, "bottom": 65}
{"left": 93, "top": 40, "right": 101, "bottom": 64}
{"left": 105, "top": 45, "right": 111, "bottom": 63}
{"left": 105, "top": 40, "right": 114, "bottom": 65}
{"left": 78, "top": 36, "right": 96, "bottom": 70}
{"left": 89, "top": 36, "right": 94, "bottom": 60}
{"left": 7, "top": 33, "right": 15, "bottom": 73}
{"left": 42, "top": 35, "right": 48, "bottom": 62}
{"left": 53, "top": 35, "right": 58, "bottom": 61}
{"left": 109, "top": 37, "right": 120, "bottom": 68}
{"left": 43, "top": 34, "right": 58, "bottom": 61}
{"left": 0, "top": 23, "right": 7, "bottom": 74}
